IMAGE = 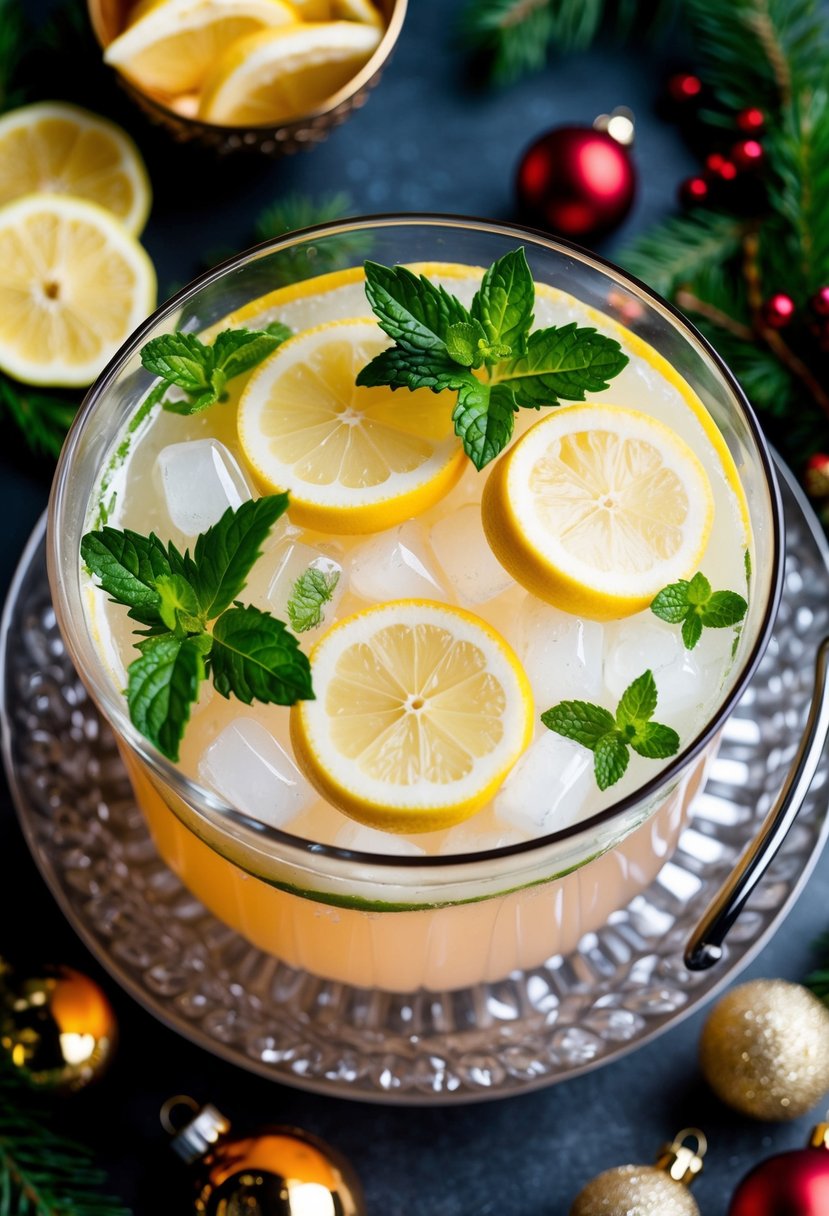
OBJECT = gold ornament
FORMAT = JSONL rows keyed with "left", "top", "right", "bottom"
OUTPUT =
{"left": 700, "top": 979, "right": 829, "bottom": 1121}
{"left": 570, "top": 1129, "right": 705, "bottom": 1216}
{"left": 0, "top": 958, "right": 117, "bottom": 1092}
{"left": 162, "top": 1095, "right": 365, "bottom": 1215}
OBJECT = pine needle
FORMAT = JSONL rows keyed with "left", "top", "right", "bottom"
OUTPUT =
{"left": 619, "top": 212, "right": 746, "bottom": 299}
{"left": 0, "top": 379, "right": 78, "bottom": 461}
{"left": 253, "top": 192, "right": 372, "bottom": 288}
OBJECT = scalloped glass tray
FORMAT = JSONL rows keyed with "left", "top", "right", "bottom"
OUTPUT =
{"left": 3, "top": 460, "right": 829, "bottom": 1105}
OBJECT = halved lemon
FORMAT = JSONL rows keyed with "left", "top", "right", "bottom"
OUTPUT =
{"left": 291, "top": 601, "right": 534, "bottom": 833}
{"left": 0, "top": 103, "right": 151, "bottom": 236}
{"left": 105, "top": 0, "right": 298, "bottom": 97}
{"left": 482, "top": 405, "right": 714, "bottom": 620}
{"left": 0, "top": 194, "right": 156, "bottom": 387}
{"left": 238, "top": 317, "right": 466, "bottom": 533}
{"left": 199, "top": 21, "right": 382, "bottom": 125}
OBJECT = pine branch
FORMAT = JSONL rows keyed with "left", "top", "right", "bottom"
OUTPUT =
{"left": 253, "top": 192, "right": 372, "bottom": 288}
{"left": 0, "top": 379, "right": 78, "bottom": 461}
{"left": 619, "top": 212, "right": 746, "bottom": 299}
{"left": 0, "top": 1057, "right": 129, "bottom": 1216}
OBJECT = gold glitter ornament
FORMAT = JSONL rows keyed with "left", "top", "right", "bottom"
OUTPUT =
{"left": 569, "top": 1129, "right": 705, "bottom": 1216}
{"left": 700, "top": 979, "right": 829, "bottom": 1121}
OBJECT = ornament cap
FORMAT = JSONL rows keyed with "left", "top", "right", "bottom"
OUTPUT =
{"left": 593, "top": 106, "right": 635, "bottom": 146}
{"left": 161, "top": 1096, "right": 231, "bottom": 1165}
{"left": 655, "top": 1129, "right": 707, "bottom": 1186}
{"left": 810, "top": 1122, "right": 829, "bottom": 1149}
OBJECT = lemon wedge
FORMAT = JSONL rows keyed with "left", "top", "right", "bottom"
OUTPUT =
{"left": 0, "top": 103, "right": 151, "bottom": 236}
{"left": 199, "top": 21, "right": 382, "bottom": 125}
{"left": 238, "top": 318, "right": 466, "bottom": 533}
{"left": 332, "top": 0, "right": 384, "bottom": 27}
{"left": 482, "top": 405, "right": 714, "bottom": 620}
{"left": 105, "top": 0, "right": 298, "bottom": 97}
{"left": 291, "top": 601, "right": 534, "bottom": 833}
{"left": 0, "top": 194, "right": 156, "bottom": 387}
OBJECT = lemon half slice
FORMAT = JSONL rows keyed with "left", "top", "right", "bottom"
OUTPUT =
{"left": 0, "top": 194, "right": 156, "bottom": 387}
{"left": 291, "top": 601, "right": 534, "bottom": 833}
{"left": 482, "top": 405, "right": 714, "bottom": 620}
{"left": 238, "top": 317, "right": 466, "bottom": 533}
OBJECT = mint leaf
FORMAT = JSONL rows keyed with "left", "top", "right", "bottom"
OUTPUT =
{"left": 81, "top": 528, "right": 172, "bottom": 626}
{"left": 155, "top": 574, "right": 204, "bottom": 635}
{"left": 686, "top": 571, "right": 712, "bottom": 606}
{"left": 594, "top": 734, "right": 629, "bottom": 790}
{"left": 471, "top": 247, "right": 534, "bottom": 357}
{"left": 363, "top": 261, "right": 469, "bottom": 354}
{"left": 630, "top": 721, "right": 681, "bottom": 760}
{"left": 141, "top": 333, "right": 212, "bottom": 391}
{"left": 356, "top": 347, "right": 476, "bottom": 393}
{"left": 190, "top": 495, "right": 290, "bottom": 620}
{"left": 452, "top": 381, "right": 516, "bottom": 470}
{"left": 127, "top": 634, "right": 206, "bottom": 762}
{"left": 615, "top": 669, "right": 658, "bottom": 732}
{"left": 540, "top": 700, "right": 616, "bottom": 749}
{"left": 211, "top": 604, "right": 314, "bottom": 705}
{"left": 650, "top": 580, "right": 690, "bottom": 624}
{"left": 700, "top": 590, "right": 748, "bottom": 628}
{"left": 287, "top": 566, "right": 340, "bottom": 633}
{"left": 494, "top": 324, "right": 628, "bottom": 408}
{"left": 445, "top": 319, "right": 489, "bottom": 367}
{"left": 212, "top": 326, "right": 289, "bottom": 380}
{"left": 682, "top": 614, "right": 704, "bottom": 650}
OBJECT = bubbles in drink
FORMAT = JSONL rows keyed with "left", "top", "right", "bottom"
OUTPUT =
{"left": 155, "top": 438, "right": 251, "bottom": 536}
{"left": 431, "top": 504, "right": 513, "bottom": 604}
{"left": 349, "top": 522, "right": 448, "bottom": 603}
{"left": 199, "top": 719, "right": 315, "bottom": 828}
{"left": 493, "top": 733, "right": 593, "bottom": 835}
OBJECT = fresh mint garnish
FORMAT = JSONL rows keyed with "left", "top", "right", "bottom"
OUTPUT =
{"left": 287, "top": 566, "right": 341, "bottom": 633}
{"left": 141, "top": 322, "right": 291, "bottom": 416}
{"left": 650, "top": 571, "right": 748, "bottom": 651}
{"left": 81, "top": 495, "right": 313, "bottom": 762}
{"left": 356, "top": 246, "right": 628, "bottom": 471}
{"left": 541, "top": 670, "right": 680, "bottom": 791}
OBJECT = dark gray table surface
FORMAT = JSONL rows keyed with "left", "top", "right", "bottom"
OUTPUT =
{"left": 3, "top": 3, "right": 829, "bottom": 1213}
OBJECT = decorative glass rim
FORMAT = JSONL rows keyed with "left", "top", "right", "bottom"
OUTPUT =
{"left": 48, "top": 213, "right": 785, "bottom": 873}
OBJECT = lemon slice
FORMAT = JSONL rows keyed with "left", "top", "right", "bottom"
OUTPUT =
{"left": 238, "top": 318, "right": 466, "bottom": 533}
{"left": 105, "top": 0, "right": 298, "bottom": 97}
{"left": 333, "top": 0, "right": 383, "bottom": 27}
{"left": 482, "top": 405, "right": 714, "bottom": 620}
{"left": 199, "top": 21, "right": 382, "bottom": 125}
{"left": 0, "top": 103, "right": 151, "bottom": 236}
{"left": 0, "top": 194, "right": 156, "bottom": 387}
{"left": 291, "top": 601, "right": 534, "bottom": 833}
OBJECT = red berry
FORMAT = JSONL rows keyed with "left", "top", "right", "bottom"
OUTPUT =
{"left": 761, "top": 293, "right": 796, "bottom": 328}
{"left": 667, "top": 73, "right": 703, "bottom": 103}
{"left": 737, "top": 107, "right": 765, "bottom": 134}
{"left": 805, "top": 454, "right": 829, "bottom": 498}
{"left": 705, "top": 153, "right": 738, "bottom": 181}
{"left": 810, "top": 286, "right": 829, "bottom": 316}
{"left": 731, "top": 138, "right": 764, "bottom": 170}
{"left": 679, "top": 175, "right": 709, "bottom": 206}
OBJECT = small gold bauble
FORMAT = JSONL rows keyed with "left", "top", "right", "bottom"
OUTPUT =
{"left": 570, "top": 1165, "right": 701, "bottom": 1216}
{"left": 0, "top": 960, "right": 117, "bottom": 1092}
{"left": 700, "top": 979, "right": 829, "bottom": 1121}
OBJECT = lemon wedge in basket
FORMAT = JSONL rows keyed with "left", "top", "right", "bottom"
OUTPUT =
{"left": 238, "top": 317, "right": 466, "bottom": 533}
{"left": 0, "top": 194, "right": 156, "bottom": 387}
{"left": 291, "top": 601, "right": 534, "bottom": 833}
{"left": 481, "top": 405, "right": 714, "bottom": 620}
{"left": 199, "top": 21, "right": 382, "bottom": 125}
{"left": 105, "top": 0, "right": 298, "bottom": 97}
{"left": 333, "top": 0, "right": 384, "bottom": 27}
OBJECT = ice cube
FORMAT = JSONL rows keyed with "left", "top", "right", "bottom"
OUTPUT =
{"left": 494, "top": 733, "right": 594, "bottom": 835}
{"left": 430, "top": 503, "right": 513, "bottom": 604}
{"left": 604, "top": 616, "right": 706, "bottom": 718}
{"left": 438, "top": 808, "right": 529, "bottom": 855}
{"left": 334, "top": 821, "right": 426, "bottom": 856}
{"left": 518, "top": 598, "right": 604, "bottom": 707}
{"left": 246, "top": 540, "right": 344, "bottom": 634}
{"left": 199, "top": 719, "right": 315, "bottom": 828}
{"left": 156, "top": 439, "right": 251, "bottom": 536}
{"left": 349, "top": 522, "right": 447, "bottom": 603}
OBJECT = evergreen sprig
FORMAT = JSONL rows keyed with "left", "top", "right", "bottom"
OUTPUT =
{"left": 0, "top": 1055, "right": 129, "bottom": 1216}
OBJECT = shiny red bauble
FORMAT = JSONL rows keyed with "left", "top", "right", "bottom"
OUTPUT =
{"left": 729, "top": 1147, "right": 829, "bottom": 1216}
{"left": 515, "top": 125, "right": 636, "bottom": 244}
{"left": 761, "top": 293, "right": 796, "bottom": 328}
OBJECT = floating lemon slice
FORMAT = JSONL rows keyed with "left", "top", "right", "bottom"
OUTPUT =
{"left": 0, "top": 194, "right": 156, "bottom": 387}
{"left": 238, "top": 317, "right": 466, "bottom": 533}
{"left": 105, "top": 0, "right": 298, "bottom": 97}
{"left": 291, "top": 601, "right": 534, "bottom": 833}
{"left": 0, "top": 103, "right": 151, "bottom": 236}
{"left": 199, "top": 21, "right": 382, "bottom": 125}
{"left": 482, "top": 405, "right": 714, "bottom": 620}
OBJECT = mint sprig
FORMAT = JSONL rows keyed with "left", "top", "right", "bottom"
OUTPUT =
{"left": 81, "top": 496, "right": 314, "bottom": 762}
{"left": 141, "top": 322, "right": 291, "bottom": 416}
{"left": 650, "top": 571, "right": 748, "bottom": 650}
{"left": 356, "top": 247, "right": 628, "bottom": 471}
{"left": 287, "top": 566, "right": 340, "bottom": 633}
{"left": 541, "top": 670, "right": 680, "bottom": 790}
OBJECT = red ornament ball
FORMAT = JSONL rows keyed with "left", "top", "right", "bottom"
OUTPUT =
{"left": 668, "top": 73, "right": 703, "bottom": 103}
{"left": 515, "top": 125, "right": 636, "bottom": 243}
{"left": 809, "top": 287, "right": 829, "bottom": 316}
{"left": 761, "top": 293, "right": 796, "bottom": 328}
{"left": 705, "top": 152, "right": 738, "bottom": 182}
{"left": 731, "top": 138, "right": 764, "bottom": 170}
{"left": 729, "top": 1147, "right": 829, "bottom": 1216}
{"left": 737, "top": 106, "right": 766, "bottom": 134}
